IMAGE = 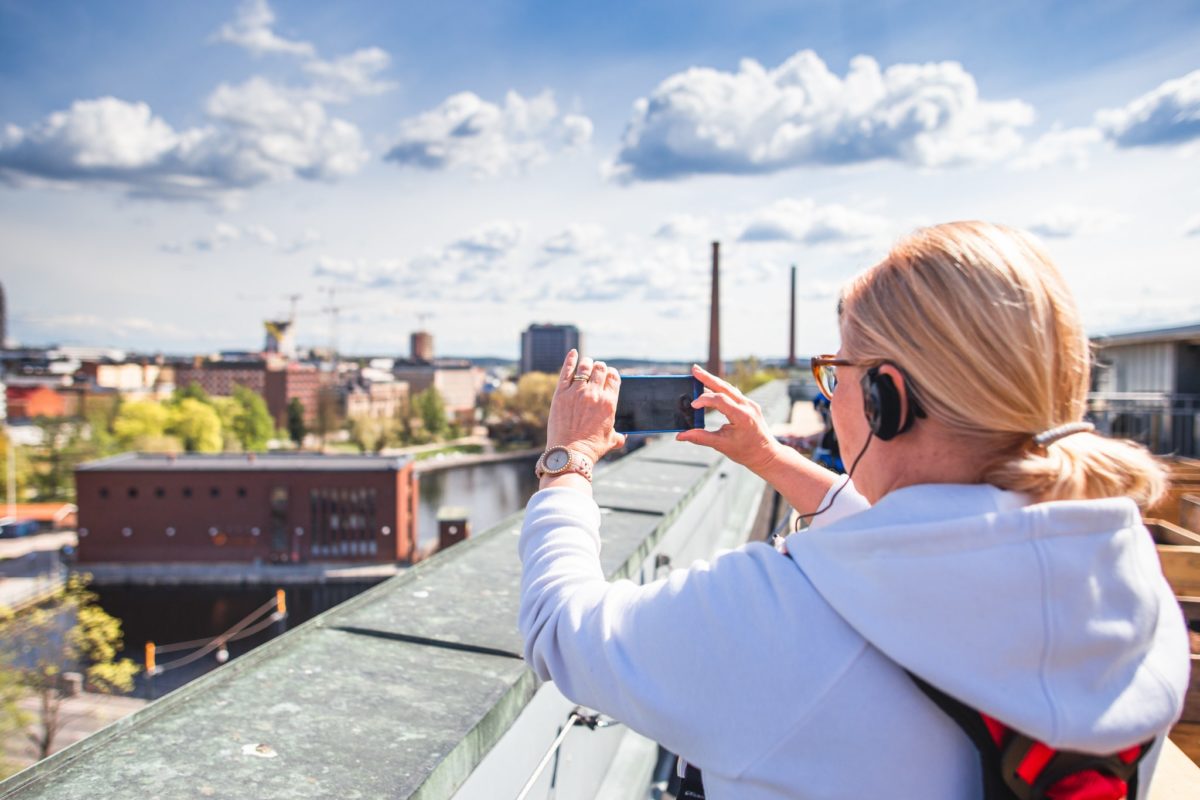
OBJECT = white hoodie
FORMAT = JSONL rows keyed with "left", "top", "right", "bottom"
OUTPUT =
{"left": 519, "top": 480, "right": 1190, "bottom": 799}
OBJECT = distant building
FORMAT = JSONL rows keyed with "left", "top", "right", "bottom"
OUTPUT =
{"left": 344, "top": 379, "right": 410, "bottom": 420}
{"left": 392, "top": 361, "right": 482, "bottom": 424}
{"left": 0, "top": 279, "right": 6, "bottom": 349}
{"left": 264, "top": 320, "right": 297, "bottom": 359}
{"left": 411, "top": 331, "right": 433, "bottom": 363}
{"left": 5, "top": 384, "right": 68, "bottom": 420}
{"left": 75, "top": 453, "right": 418, "bottom": 564}
{"left": 520, "top": 324, "right": 580, "bottom": 375}
{"left": 264, "top": 362, "right": 330, "bottom": 427}
{"left": 175, "top": 359, "right": 268, "bottom": 396}
{"left": 1089, "top": 322, "right": 1200, "bottom": 456}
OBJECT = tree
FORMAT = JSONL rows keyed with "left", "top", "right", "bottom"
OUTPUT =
{"left": 230, "top": 386, "right": 273, "bottom": 452}
{"left": 167, "top": 398, "right": 223, "bottom": 453}
{"left": 172, "top": 381, "right": 211, "bottom": 405}
{"left": 286, "top": 398, "right": 307, "bottom": 447}
{"left": 27, "top": 419, "right": 88, "bottom": 502}
{"left": 111, "top": 401, "right": 169, "bottom": 449}
{"left": 729, "top": 357, "right": 782, "bottom": 395}
{"left": 314, "top": 387, "right": 341, "bottom": 443}
{"left": 0, "top": 429, "right": 31, "bottom": 507}
{"left": 0, "top": 575, "right": 138, "bottom": 762}
{"left": 348, "top": 415, "right": 387, "bottom": 454}
{"left": 508, "top": 372, "right": 556, "bottom": 445}
{"left": 413, "top": 387, "right": 448, "bottom": 440}
{"left": 0, "top": 667, "right": 28, "bottom": 779}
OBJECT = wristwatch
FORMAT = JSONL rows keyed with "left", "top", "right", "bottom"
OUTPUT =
{"left": 535, "top": 446, "right": 594, "bottom": 481}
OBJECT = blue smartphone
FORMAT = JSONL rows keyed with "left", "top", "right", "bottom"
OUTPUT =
{"left": 614, "top": 375, "right": 704, "bottom": 434}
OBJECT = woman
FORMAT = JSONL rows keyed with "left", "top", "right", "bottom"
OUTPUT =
{"left": 519, "top": 221, "right": 1189, "bottom": 799}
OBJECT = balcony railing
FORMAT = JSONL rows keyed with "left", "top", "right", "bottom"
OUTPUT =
{"left": 0, "top": 380, "right": 792, "bottom": 800}
{"left": 1088, "top": 392, "right": 1200, "bottom": 457}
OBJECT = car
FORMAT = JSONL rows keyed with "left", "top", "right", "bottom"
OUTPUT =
{"left": 0, "top": 519, "right": 40, "bottom": 538}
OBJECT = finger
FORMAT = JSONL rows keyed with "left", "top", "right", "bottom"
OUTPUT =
{"left": 691, "top": 391, "right": 745, "bottom": 422}
{"left": 575, "top": 356, "right": 594, "bottom": 383}
{"left": 610, "top": 431, "right": 627, "bottom": 450}
{"left": 676, "top": 427, "right": 724, "bottom": 449}
{"left": 605, "top": 366, "right": 620, "bottom": 392}
{"left": 559, "top": 349, "right": 579, "bottom": 388}
{"left": 692, "top": 364, "right": 741, "bottom": 398}
{"left": 590, "top": 360, "right": 608, "bottom": 386}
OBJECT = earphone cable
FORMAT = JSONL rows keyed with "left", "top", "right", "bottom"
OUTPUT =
{"left": 793, "top": 432, "right": 874, "bottom": 532}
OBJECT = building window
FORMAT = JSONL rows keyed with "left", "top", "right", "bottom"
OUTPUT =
{"left": 127, "top": 487, "right": 138, "bottom": 499}
{"left": 237, "top": 487, "right": 247, "bottom": 498}
{"left": 99, "top": 488, "right": 109, "bottom": 499}
{"left": 210, "top": 487, "right": 220, "bottom": 498}
{"left": 183, "top": 487, "right": 193, "bottom": 498}
{"left": 155, "top": 487, "right": 165, "bottom": 498}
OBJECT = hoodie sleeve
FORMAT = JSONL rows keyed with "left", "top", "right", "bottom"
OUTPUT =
{"left": 518, "top": 486, "right": 867, "bottom": 777}
{"left": 804, "top": 476, "right": 871, "bottom": 531}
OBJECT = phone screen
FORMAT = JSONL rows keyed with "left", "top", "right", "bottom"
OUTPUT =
{"left": 614, "top": 376, "right": 704, "bottom": 434}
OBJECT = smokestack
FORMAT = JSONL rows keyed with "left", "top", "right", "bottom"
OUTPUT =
{"left": 707, "top": 241, "right": 722, "bottom": 377}
{"left": 788, "top": 264, "right": 797, "bottom": 367}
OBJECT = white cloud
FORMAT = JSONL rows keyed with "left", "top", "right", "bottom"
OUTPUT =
{"left": 653, "top": 214, "right": 711, "bottom": 241}
{"left": 448, "top": 220, "right": 524, "bottom": 258}
{"left": 214, "top": 0, "right": 314, "bottom": 58}
{"left": 1096, "top": 69, "right": 1200, "bottom": 148}
{"left": 1184, "top": 213, "right": 1200, "bottom": 237}
{"left": 384, "top": 90, "right": 593, "bottom": 177}
{"left": 609, "top": 50, "right": 1034, "bottom": 182}
{"left": 1011, "top": 125, "right": 1103, "bottom": 170}
{"left": 303, "top": 47, "right": 395, "bottom": 103}
{"left": 0, "top": 80, "right": 368, "bottom": 200}
{"left": 1028, "top": 206, "right": 1126, "bottom": 239}
{"left": 737, "top": 198, "right": 891, "bottom": 244}
{"left": 542, "top": 224, "right": 607, "bottom": 257}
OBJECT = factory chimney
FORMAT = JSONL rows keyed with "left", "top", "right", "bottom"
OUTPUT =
{"left": 788, "top": 264, "right": 797, "bottom": 368}
{"left": 707, "top": 242, "right": 722, "bottom": 377}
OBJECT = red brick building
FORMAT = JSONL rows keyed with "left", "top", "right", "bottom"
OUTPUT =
{"left": 173, "top": 359, "right": 332, "bottom": 427}
{"left": 5, "top": 385, "right": 68, "bottom": 420}
{"left": 264, "top": 363, "right": 329, "bottom": 427}
{"left": 74, "top": 453, "right": 417, "bottom": 564}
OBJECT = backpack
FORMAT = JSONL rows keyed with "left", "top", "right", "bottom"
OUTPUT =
{"left": 908, "top": 671, "right": 1155, "bottom": 800}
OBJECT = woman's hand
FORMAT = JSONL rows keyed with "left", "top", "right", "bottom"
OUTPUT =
{"left": 676, "top": 365, "right": 783, "bottom": 476}
{"left": 545, "top": 350, "right": 626, "bottom": 464}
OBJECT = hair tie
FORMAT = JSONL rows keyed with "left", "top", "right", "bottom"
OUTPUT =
{"left": 1033, "top": 421, "right": 1095, "bottom": 448}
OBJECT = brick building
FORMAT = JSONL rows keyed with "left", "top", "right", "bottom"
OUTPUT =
{"left": 392, "top": 361, "right": 482, "bottom": 424}
{"left": 5, "top": 384, "right": 68, "bottom": 420}
{"left": 344, "top": 380, "right": 410, "bottom": 420}
{"left": 264, "top": 363, "right": 329, "bottom": 427}
{"left": 174, "top": 360, "right": 268, "bottom": 396}
{"left": 75, "top": 453, "right": 418, "bottom": 564}
{"left": 173, "top": 359, "right": 331, "bottom": 427}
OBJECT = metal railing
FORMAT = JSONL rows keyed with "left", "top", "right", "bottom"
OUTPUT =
{"left": 1087, "top": 392, "right": 1200, "bottom": 457}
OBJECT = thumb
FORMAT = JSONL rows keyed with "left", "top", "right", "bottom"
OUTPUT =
{"left": 676, "top": 428, "right": 720, "bottom": 449}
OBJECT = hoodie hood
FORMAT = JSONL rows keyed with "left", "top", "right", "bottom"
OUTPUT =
{"left": 785, "top": 482, "right": 1190, "bottom": 753}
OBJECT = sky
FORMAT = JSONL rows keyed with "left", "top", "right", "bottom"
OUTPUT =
{"left": 1, "top": 0, "right": 1198, "bottom": 361}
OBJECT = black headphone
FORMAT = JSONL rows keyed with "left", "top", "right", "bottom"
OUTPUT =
{"left": 860, "top": 363, "right": 926, "bottom": 441}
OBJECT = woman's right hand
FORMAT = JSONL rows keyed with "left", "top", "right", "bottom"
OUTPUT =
{"left": 676, "top": 365, "right": 783, "bottom": 476}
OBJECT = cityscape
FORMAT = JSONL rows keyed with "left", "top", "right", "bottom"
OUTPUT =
{"left": 1, "top": 0, "right": 1199, "bottom": 797}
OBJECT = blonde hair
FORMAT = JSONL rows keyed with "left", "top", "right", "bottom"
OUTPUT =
{"left": 839, "top": 220, "right": 1165, "bottom": 508}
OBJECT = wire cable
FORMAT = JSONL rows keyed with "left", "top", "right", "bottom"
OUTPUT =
{"left": 793, "top": 432, "right": 874, "bottom": 533}
{"left": 152, "top": 595, "right": 285, "bottom": 673}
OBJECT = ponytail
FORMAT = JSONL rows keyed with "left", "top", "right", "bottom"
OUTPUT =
{"left": 982, "top": 432, "right": 1166, "bottom": 510}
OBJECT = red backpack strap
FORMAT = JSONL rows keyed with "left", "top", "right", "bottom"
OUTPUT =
{"left": 907, "top": 671, "right": 1153, "bottom": 800}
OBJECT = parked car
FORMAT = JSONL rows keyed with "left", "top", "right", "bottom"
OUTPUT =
{"left": 0, "top": 518, "right": 40, "bottom": 538}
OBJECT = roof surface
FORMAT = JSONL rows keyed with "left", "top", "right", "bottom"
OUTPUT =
{"left": 77, "top": 452, "right": 411, "bottom": 473}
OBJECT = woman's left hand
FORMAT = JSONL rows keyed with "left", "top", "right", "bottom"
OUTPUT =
{"left": 545, "top": 349, "right": 626, "bottom": 464}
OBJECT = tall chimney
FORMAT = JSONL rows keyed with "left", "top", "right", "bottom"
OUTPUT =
{"left": 707, "top": 241, "right": 722, "bottom": 377}
{"left": 788, "top": 264, "right": 797, "bottom": 367}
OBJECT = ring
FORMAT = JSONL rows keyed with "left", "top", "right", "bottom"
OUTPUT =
{"left": 573, "top": 374, "right": 590, "bottom": 382}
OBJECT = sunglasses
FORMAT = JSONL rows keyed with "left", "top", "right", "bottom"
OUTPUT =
{"left": 811, "top": 355, "right": 856, "bottom": 401}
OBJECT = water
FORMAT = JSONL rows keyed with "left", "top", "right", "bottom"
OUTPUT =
{"left": 93, "top": 456, "right": 542, "bottom": 699}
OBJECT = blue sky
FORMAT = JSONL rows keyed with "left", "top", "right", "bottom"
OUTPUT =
{"left": 1, "top": 0, "right": 1198, "bottom": 359}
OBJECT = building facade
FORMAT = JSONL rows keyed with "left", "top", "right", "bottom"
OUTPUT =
{"left": 410, "top": 331, "right": 433, "bottom": 363}
{"left": 1090, "top": 322, "right": 1200, "bottom": 456}
{"left": 520, "top": 324, "right": 580, "bottom": 375}
{"left": 392, "top": 361, "right": 482, "bottom": 423}
{"left": 75, "top": 453, "right": 418, "bottom": 564}
{"left": 344, "top": 379, "right": 410, "bottom": 420}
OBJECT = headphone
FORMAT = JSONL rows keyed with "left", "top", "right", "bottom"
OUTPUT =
{"left": 860, "top": 363, "right": 926, "bottom": 441}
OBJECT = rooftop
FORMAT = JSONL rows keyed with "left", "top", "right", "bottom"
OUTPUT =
{"left": 76, "top": 452, "right": 412, "bottom": 473}
{"left": 1091, "top": 321, "right": 1200, "bottom": 347}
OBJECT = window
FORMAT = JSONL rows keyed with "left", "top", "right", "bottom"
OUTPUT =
{"left": 154, "top": 487, "right": 165, "bottom": 498}
{"left": 183, "top": 487, "right": 193, "bottom": 498}
{"left": 237, "top": 487, "right": 247, "bottom": 498}
{"left": 210, "top": 487, "right": 220, "bottom": 498}
{"left": 127, "top": 487, "right": 138, "bottom": 499}
{"left": 99, "top": 487, "right": 109, "bottom": 499}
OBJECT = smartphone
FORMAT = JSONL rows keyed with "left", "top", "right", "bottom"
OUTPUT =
{"left": 614, "top": 375, "right": 704, "bottom": 434}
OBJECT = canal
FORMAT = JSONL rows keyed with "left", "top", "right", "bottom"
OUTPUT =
{"left": 94, "top": 455, "right": 541, "bottom": 698}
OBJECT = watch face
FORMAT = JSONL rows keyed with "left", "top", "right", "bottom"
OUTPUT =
{"left": 545, "top": 448, "right": 571, "bottom": 472}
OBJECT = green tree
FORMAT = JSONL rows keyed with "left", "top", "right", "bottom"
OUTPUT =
{"left": 508, "top": 372, "right": 557, "bottom": 446}
{"left": 0, "top": 666, "right": 28, "bottom": 779}
{"left": 172, "top": 381, "right": 212, "bottom": 405}
{"left": 27, "top": 419, "right": 90, "bottom": 502}
{"left": 286, "top": 398, "right": 307, "bottom": 447}
{"left": 230, "top": 386, "right": 273, "bottom": 452}
{"left": 0, "top": 429, "right": 32, "bottom": 507}
{"left": 413, "top": 387, "right": 448, "bottom": 440}
{"left": 729, "top": 357, "right": 782, "bottom": 395}
{"left": 167, "top": 398, "right": 223, "bottom": 453}
{"left": 348, "top": 415, "right": 387, "bottom": 453}
{"left": 0, "top": 575, "right": 139, "bottom": 762}
{"left": 111, "top": 401, "right": 169, "bottom": 449}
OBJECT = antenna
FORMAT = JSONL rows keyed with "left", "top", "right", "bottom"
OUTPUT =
{"left": 285, "top": 293, "right": 302, "bottom": 323}
{"left": 319, "top": 286, "right": 340, "bottom": 369}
